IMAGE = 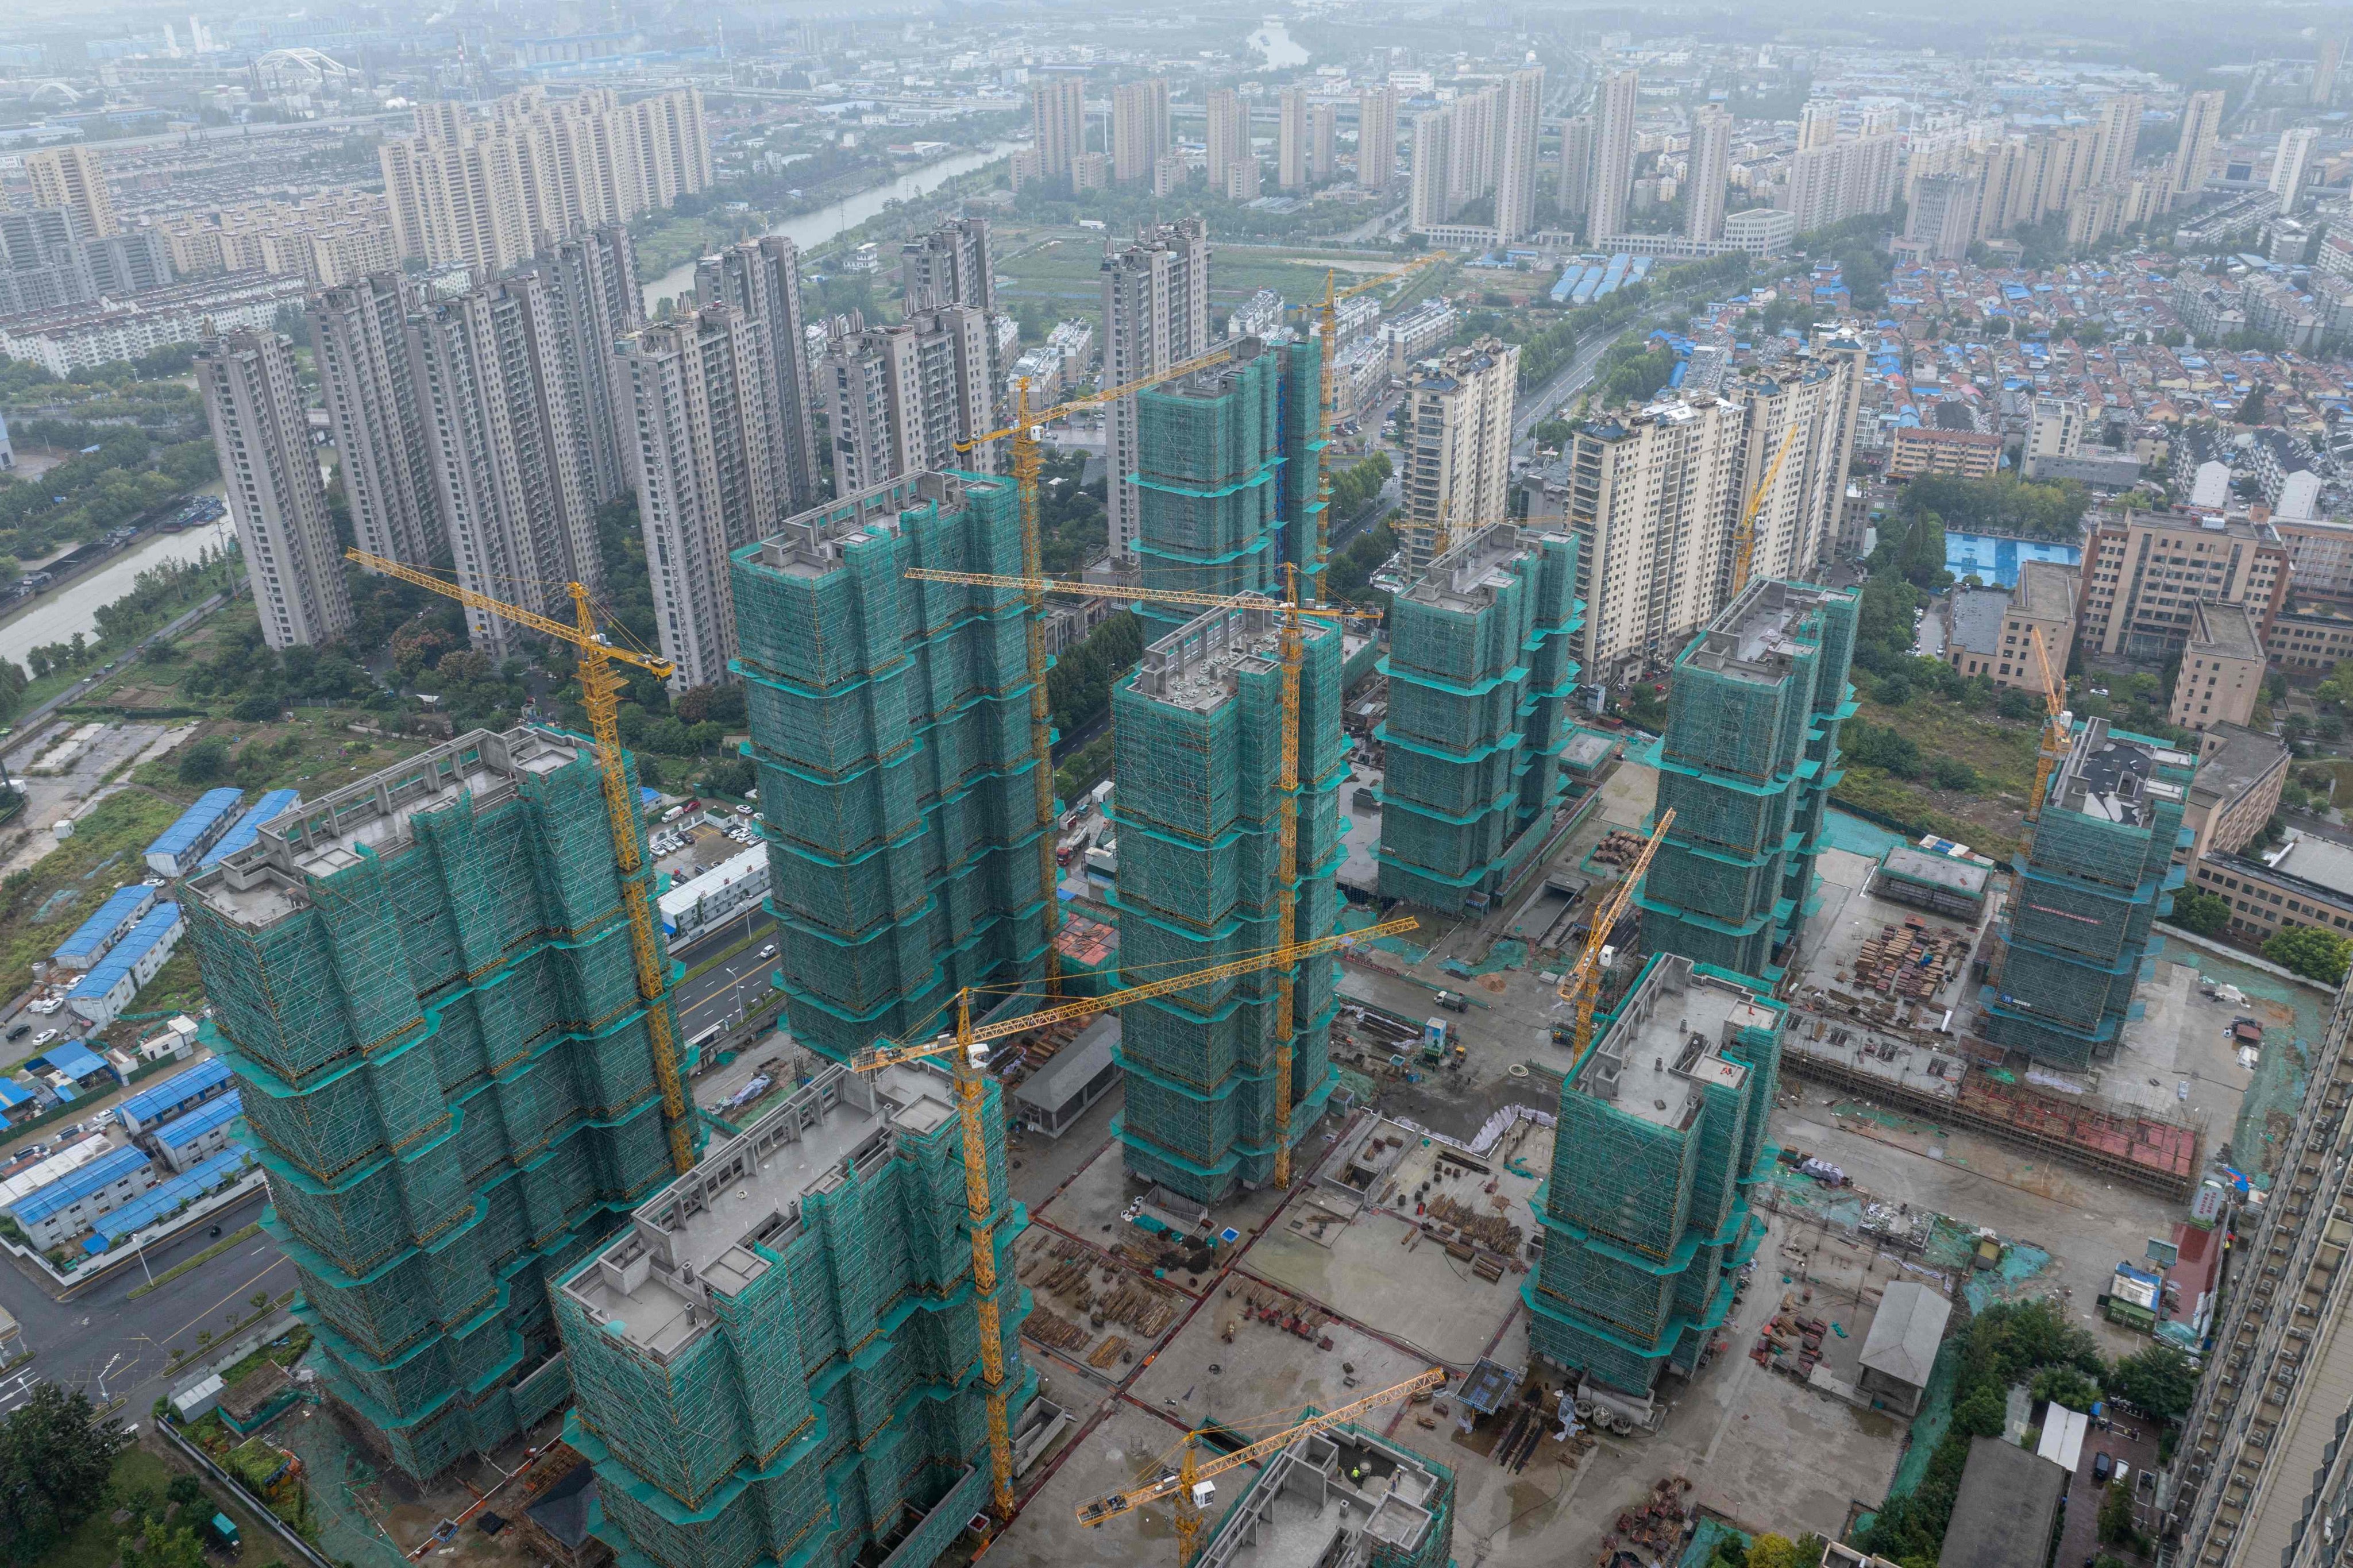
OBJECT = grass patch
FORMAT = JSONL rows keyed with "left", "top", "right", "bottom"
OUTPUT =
{"left": 1851, "top": 693, "right": 2042, "bottom": 797}
{"left": 0, "top": 787, "right": 185, "bottom": 997}
{"left": 126, "top": 1223, "right": 260, "bottom": 1299}
{"left": 1834, "top": 767, "right": 2022, "bottom": 862}
{"left": 38, "top": 1444, "right": 173, "bottom": 1568}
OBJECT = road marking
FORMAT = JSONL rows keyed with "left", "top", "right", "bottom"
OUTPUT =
{"left": 0, "top": 1369, "right": 42, "bottom": 1413}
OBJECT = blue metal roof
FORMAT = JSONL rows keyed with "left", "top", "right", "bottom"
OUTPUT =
{"left": 10, "top": 1144, "right": 152, "bottom": 1225}
{"left": 145, "top": 790, "right": 245, "bottom": 859}
{"left": 51, "top": 886, "right": 157, "bottom": 965}
{"left": 0, "top": 1080, "right": 35, "bottom": 1111}
{"left": 114, "top": 1057, "right": 233, "bottom": 1125}
{"left": 83, "top": 1145, "right": 250, "bottom": 1252}
{"left": 68, "top": 905, "right": 181, "bottom": 1000}
{"left": 33, "top": 1040, "right": 109, "bottom": 1082}
{"left": 198, "top": 790, "right": 300, "bottom": 870}
{"left": 153, "top": 1091, "right": 240, "bottom": 1148}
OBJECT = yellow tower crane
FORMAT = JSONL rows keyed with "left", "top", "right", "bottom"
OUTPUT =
{"left": 901, "top": 567, "right": 1343, "bottom": 1188}
{"left": 1075, "top": 1365, "right": 1448, "bottom": 1566}
{"left": 851, "top": 915, "right": 1420, "bottom": 1522}
{"left": 345, "top": 550, "right": 698, "bottom": 1174}
{"left": 1727, "top": 424, "right": 1804, "bottom": 599}
{"left": 2024, "top": 625, "right": 2072, "bottom": 851}
{"left": 1554, "top": 809, "right": 1676, "bottom": 1056}
{"left": 955, "top": 345, "right": 1241, "bottom": 994}
{"left": 1314, "top": 252, "right": 1451, "bottom": 598}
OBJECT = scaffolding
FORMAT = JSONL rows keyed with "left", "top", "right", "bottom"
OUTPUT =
{"left": 1639, "top": 578, "right": 1859, "bottom": 985}
{"left": 1524, "top": 956, "right": 1784, "bottom": 1396}
{"left": 555, "top": 1061, "right": 1031, "bottom": 1568}
{"left": 730, "top": 472, "right": 1052, "bottom": 1062}
{"left": 1982, "top": 719, "right": 2193, "bottom": 1069}
{"left": 1376, "top": 524, "right": 1581, "bottom": 912}
{"left": 182, "top": 727, "right": 682, "bottom": 1482}
{"left": 1112, "top": 600, "right": 1347, "bottom": 1203}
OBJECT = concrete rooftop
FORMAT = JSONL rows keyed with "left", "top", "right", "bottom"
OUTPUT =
{"left": 1575, "top": 956, "right": 1765, "bottom": 1131}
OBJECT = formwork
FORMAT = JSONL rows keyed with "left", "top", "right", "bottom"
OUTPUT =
{"left": 181, "top": 727, "right": 684, "bottom": 1482}
{"left": 1133, "top": 338, "right": 1321, "bottom": 638}
{"left": 730, "top": 472, "right": 1051, "bottom": 1062}
{"left": 554, "top": 1061, "right": 1032, "bottom": 1568}
{"left": 1110, "top": 601, "right": 1347, "bottom": 1203}
{"left": 1524, "top": 956, "right": 1784, "bottom": 1396}
{"left": 1376, "top": 525, "right": 1581, "bottom": 913}
{"left": 1982, "top": 719, "right": 2193, "bottom": 1069}
{"left": 1639, "top": 578, "right": 1859, "bottom": 985}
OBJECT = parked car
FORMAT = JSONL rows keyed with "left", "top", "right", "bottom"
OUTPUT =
{"left": 4, "top": 1024, "right": 28, "bottom": 1042}
{"left": 32, "top": 1029, "right": 57, "bottom": 1047}
{"left": 2093, "top": 1452, "right": 2113, "bottom": 1483}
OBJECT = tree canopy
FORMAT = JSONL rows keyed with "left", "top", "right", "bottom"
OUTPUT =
{"left": 0, "top": 1384, "right": 133, "bottom": 1566}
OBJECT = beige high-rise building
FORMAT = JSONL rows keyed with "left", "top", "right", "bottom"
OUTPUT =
{"left": 198, "top": 329, "right": 354, "bottom": 651}
{"left": 531, "top": 222, "right": 646, "bottom": 510}
{"left": 1685, "top": 105, "right": 1731, "bottom": 242}
{"left": 1100, "top": 219, "right": 1212, "bottom": 560}
{"left": 1557, "top": 114, "right": 1594, "bottom": 221}
{"left": 2169, "top": 90, "right": 2227, "bottom": 207}
{"left": 379, "top": 87, "right": 712, "bottom": 279}
{"left": 696, "top": 235, "right": 820, "bottom": 515}
{"left": 1734, "top": 352, "right": 1864, "bottom": 581}
{"left": 1031, "top": 75, "right": 1087, "bottom": 187}
{"left": 308, "top": 273, "right": 443, "bottom": 571}
{"left": 1278, "top": 86, "right": 1311, "bottom": 191}
{"left": 1591, "top": 69, "right": 1640, "bottom": 240}
{"left": 1205, "top": 89, "right": 1251, "bottom": 191}
{"left": 1494, "top": 67, "right": 1546, "bottom": 242}
{"left": 817, "top": 304, "right": 996, "bottom": 505}
{"left": 1785, "top": 132, "right": 1900, "bottom": 232}
{"left": 1309, "top": 103, "right": 1337, "bottom": 183}
{"left": 1798, "top": 102, "right": 1841, "bottom": 151}
{"left": 24, "top": 146, "right": 117, "bottom": 241}
{"left": 2170, "top": 601, "right": 2266, "bottom": 733}
{"left": 1398, "top": 338, "right": 1519, "bottom": 571}
{"left": 618, "top": 305, "right": 781, "bottom": 690}
{"left": 2272, "top": 125, "right": 2320, "bottom": 208}
{"left": 1409, "top": 107, "right": 1457, "bottom": 230}
{"left": 2089, "top": 92, "right": 2145, "bottom": 189}
{"left": 406, "top": 277, "right": 599, "bottom": 663}
{"left": 1357, "top": 87, "right": 1399, "bottom": 189}
{"left": 1112, "top": 78, "right": 1170, "bottom": 184}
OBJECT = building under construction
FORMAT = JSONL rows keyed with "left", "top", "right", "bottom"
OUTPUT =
{"left": 182, "top": 728, "right": 684, "bottom": 1481}
{"left": 1110, "top": 599, "right": 1345, "bottom": 1202}
{"left": 1195, "top": 1421, "right": 1455, "bottom": 1568}
{"left": 1525, "top": 954, "right": 1783, "bottom": 1396}
{"left": 554, "top": 1059, "right": 1031, "bottom": 1568}
{"left": 1376, "top": 523, "right": 1581, "bottom": 912}
{"left": 730, "top": 472, "right": 1052, "bottom": 1061}
{"left": 1982, "top": 717, "right": 2192, "bottom": 1069}
{"left": 1132, "top": 335, "right": 1322, "bottom": 638}
{"left": 1638, "top": 578, "right": 1858, "bottom": 984}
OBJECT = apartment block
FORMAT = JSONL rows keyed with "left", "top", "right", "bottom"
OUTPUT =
{"left": 197, "top": 328, "right": 354, "bottom": 650}
{"left": 1685, "top": 106, "right": 1730, "bottom": 242}
{"left": 1112, "top": 78, "right": 1171, "bottom": 184}
{"left": 2172, "top": 600, "right": 2267, "bottom": 733}
{"left": 159, "top": 192, "right": 400, "bottom": 288}
{"left": 730, "top": 473, "right": 1050, "bottom": 1061}
{"left": 309, "top": 274, "right": 442, "bottom": 570}
{"left": 522, "top": 222, "right": 644, "bottom": 511}
{"left": 1111, "top": 600, "right": 1345, "bottom": 1203}
{"left": 0, "top": 207, "right": 167, "bottom": 317}
{"left": 2075, "top": 510, "right": 2288, "bottom": 661}
{"left": 1279, "top": 86, "right": 1311, "bottom": 192}
{"left": 1376, "top": 525, "right": 1581, "bottom": 912}
{"left": 1639, "top": 578, "right": 1858, "bottom": 985}
{"left": 698, "top": 237, "right": 821, "bottom": 514}
{"left": 1783, "top": 133, "right": 1900, "bottom": 232}
{"left": 1101, "top": 219, "right": 1212, "bottom": 562}
{"left": 1494, "top": 67, "right": 1546, "bottom": 242}
{"left": 1984, "top": 720, "right": 2192, "bottom": 1068}
{"left": 2169, "top": 90, "right": 2228, "bottom": 207}
{"left": 1557, "top": 114, "right": 1594, "bottom": 219}
{"left": 1357, "top": 87, "right": 1399, "bottom": 190}
{"left": 1888, "top": 425, "right": 2000, "bottom": 479}
{"left": 1206, "top": 89, "right": 1251, "bottom": 192}
{"left": 1733, "top": 350, "right": 1863, "bottom": 581}
{"left": 1031, "top": 74, "right": 1086, "bottom": 187}
{"left": 1591, "top": 69, "right": 1639, "bottom": 239}
{"left": 2027, "top": 397, "right": 2088, "bottom": 465}
{"left": 1397, "top": 338, "right": 1518, "bottom": 571}
{"left": 182, "top": 727, "right": 686, "bottom": 1481}
{"left": 2161, "top": 977, "right": 2353, "bottom": 1567}
{"left": 408, "top": 277, "right": 600, "bottom": 663}
{"left": 898, "top": 215, "right": 994, "bottom": 312}
{"left": 24, "top": 146, "right": 117, "bottom": 241}
{"left": 616, "top": 305, "right": 780, "bottom": 690}
{"left": 1525, "top": 955, "right": 1783, "bottom": 1396}
{"left": 817, "top": 303, "right": 996, "bottom": 499}
{"left": 554, "top": 1058, "right": 1031, "bottom": 1568}
{"left": 1943, "top": 560, "right": 2077, "bottom": 692}
{"left": 2180, "top": 723, "right": 2290, "bottom": 864}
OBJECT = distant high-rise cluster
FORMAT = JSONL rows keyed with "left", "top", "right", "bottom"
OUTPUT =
{"left": 1408, "top": 67, "right": 1546, "bottom": 241}
{"left": 379, "top": 87, "right": 712, "bottom": 279}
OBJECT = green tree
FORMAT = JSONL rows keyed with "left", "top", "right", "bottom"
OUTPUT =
{"left": 0, "top": 1383, "right": 134, "bottom": 1566}
{"left": 2234, "top": 383, "right": 2266, "bottom": 424}
{"left": 2163, "top": 887, "right": 2232, "bottom": 938}
{"left": 2097, "top": 1480, "right": 2138, "bottom": 1546}
{"left": 2032, "top": 1365, "right": 2101, "bottom": 1412}
{"left": 1744, "top": 1536, "right": 1803, "bottom": 1568}
{"left": 176, "top": 735, "right": 232, "bottom": 786}
{"left": 2265, "top": 924, "right": 2352, "bottom": 984}
{"left": 1896, "top": 511, "right": 1948, "bottom": 588}
{"left": 2106, "top": 1344, "right": 2199, "bottom": 1424}
{"left": 117, "top": 1520, "right": 207, "bottom": 1568}
{"left": 164, "top": 1475, "right": 205, "bottom": 1513}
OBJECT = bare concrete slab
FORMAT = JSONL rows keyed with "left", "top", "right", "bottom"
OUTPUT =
{"left": 993, "top": 1401, "right": 1263, "bottom": 1568}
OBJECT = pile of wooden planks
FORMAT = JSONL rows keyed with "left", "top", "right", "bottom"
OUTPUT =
{"left": 1849, "top": 917, "right": 1968, "bottom": 999}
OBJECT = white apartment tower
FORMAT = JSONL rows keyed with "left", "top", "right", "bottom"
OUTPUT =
{"left": 1112, "top": 79, "right": 1170, "bottom": 185}
{"left": 198, "top": 329, "right": 355, "bottom": 650}
{"left": 2090, "top": 92, "right": 2146, "bottom": 190}
{"left": 1494, "top": 67, "right": 1546, "bottom": 242}
{"left": 1357, "top": 87, "right": 1399, "bottom": 190}
{"left": 1557, "top": 114, "right": 1594, "bottom": 222}
{"left": 616, "top": 305, "right": 780, "bottom": 689}
{"left": 1205, "top": 90, "right": 1251, "bottom": 192}
{"left": 2273, "top": 126, "right": 2320, "bottom": 210}
{"left": 1591, "top": 69, "right": 1640, "bottom": 241}
{"left": 2169, "top": 90, "right": 2227, "bottom": 207}
{"left": 1279, "top": 86, "right": 1311, "bottom": 191}
{"left": 1409, "top": 108, "right": 1456, "bottom": 230}
{"left": 1309, "top": 103, "right": 1338, "bottom": 183}
{"left": 1100, "top": 219, "right": 1211, "bottom": 562}
{"left": 525, "top": 221, "right": 644, "bottom": 509}
{"left": 1685, "top": 106, "right": 1731, "bottom": 242}
{"left": 816, "top": 305, "right": 997, "bottom": 499}
{"left": 1398, "top": 338, "right": 1519, "bottom": 571}
{"left": 697, "top": 235, "right": 822, "bottom": 515}
{"left": 406, "top": 277, "right": 599, "bottom": 662}
{"left": 308, "top": 273, "right": 443, "bottom": 570}
{"left": 1031, "top": 75, "right": 1087, "bottom": 187}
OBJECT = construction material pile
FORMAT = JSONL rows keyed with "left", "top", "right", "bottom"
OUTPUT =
{"left": 1752, "top": 1287, "right": 1831, "bottom": 1380}
{"left": 1844, "top": 917, "right": 1969, "bottom": 999}
{"left": 1590, "top": 830, "right": 1652, "bottom": 870}
{"left": 1594, "top": 1476, "right": 1695, "bottom": 1568}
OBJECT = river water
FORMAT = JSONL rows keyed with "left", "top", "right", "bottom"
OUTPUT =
{"left": 1248, "top": 19, "right": 1310, "bottom": 68}
{"left": 0, "top": 516, "right": 237, "bottom": 669}
{"left": 641, "top": 140, "right": 1017, "bottom": 312}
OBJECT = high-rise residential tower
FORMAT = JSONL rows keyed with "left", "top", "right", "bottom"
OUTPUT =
{"left": 1113, "top": 78, "right": 1171, "bottom": 184}
{"left": 308, "top": 273, "right": 443, "bottom": 569}
{"left": 2169, "top": 90, "right": 2227, "bottom": 208}
{"left": 1409, "top": 107, "right": 1457, "bottom": 230}
{"left": 407, "top": 277, "right": 599, "bottom": 663}
{"left": 2090, "top": 92, "right": 2146, "bottom": 189}
{"left": 1309, "top": 103, "right": 1337, "bottom": 182}
{"left": 1591, "top": 69, "right": 1640, "bottom": 241}
{"left": 197, "top": 329, "right": 354, "bottom": 650}
{"left": 2272, "top": 125, "right": 2320, "bottom": 209}
{"left": 1557, "top": 114, "right": 1594, "bottom": 223}
{"left": 816, "top": 303, "right": 997, "bottom": 499}
{"left": 1397, "top": 339, "right": 1519, "bottom": 571}
{"left": 1206, "top": 89, "right": 1251, "bottom": 190}
{"left": 524, "top": 222, "right": 643, "bottom": 509}
{"left": 1279, "top": 85, "right": 1311, "bottom": 191}
{"left": 615, "top": 304, "right": 780, "bottom": 690}
{"left": 1031, "top": 74, "right": 1087, "bottom": 188}
{"left": 1357, "top": 86, "right": 1399, "bottom": 189}
{"left": 23, "top": 146, "right": 117, "bottom": 241}
{"left": 1685, "top": 105, "right": 1731, "bottom": 241}
{"left": 699, "top": 235, "right": 821, "bottom": 514}
{"left": 182, "top": 725, "right": 685, "bottom": 1482}
{"left": 897, "top": 214, "right": 994, "bottom": 311}
{"left": 1494, "top": 67, "right": 1546, "bottom": 242}
{"left": 1100, "top": 218, "right": 1212, "bottom": 563}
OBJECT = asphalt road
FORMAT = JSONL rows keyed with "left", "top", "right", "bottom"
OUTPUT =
{"left": 670, "top": 910, "right": 782, "bottom": 1038}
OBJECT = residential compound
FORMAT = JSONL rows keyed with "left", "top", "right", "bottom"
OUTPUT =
{"left": 2076, "top": 510, "right": 2288, "bottom": 661}
{"left": 1406, "top": 67, "right": 1546, "bottom": 245}
{"left": 2170, "top": 600, "right": 2266, "bottom": 732}
{"left": 1943, "top": 560, "right": 2077, "bottom": 692}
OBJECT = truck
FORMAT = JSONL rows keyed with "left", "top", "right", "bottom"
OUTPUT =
{"left": 1433, "top": 989, "right": 1468, "bottom": 1014}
